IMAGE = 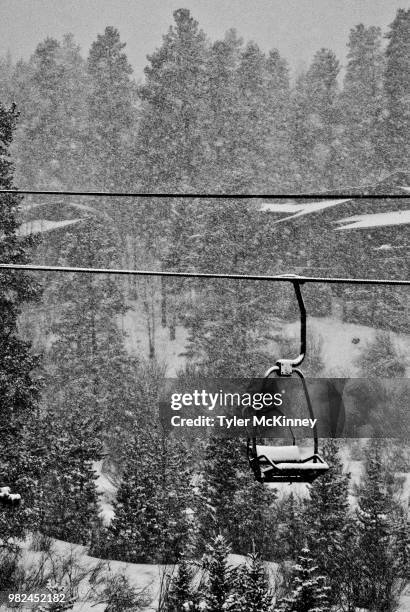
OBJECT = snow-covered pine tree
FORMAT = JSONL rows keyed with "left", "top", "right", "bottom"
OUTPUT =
{"left": 275, "top": 492, "right": 305, "bottom": 560}
{"left": 0, "top": 103, "right": 43, "bottom": 542}
{"left": 354, "top": 440, "right": 408, "bottom": 611}
{"left": 231, "top": 468, "right": 277, "bottom": 557}
{"left": 335, "top": 516, "right": 362, "bottom": 612}
{"left": 394, "top": 506, "right": 410, "bottom": 582}
{"left": 234, "top": 552, "right": 273, "bottom": 612}
{"left": 235, "top": 41, "right": 278, "bottom": 193}
{"left": 290, "top": 48, "right": 341, "bottom": 191}
{"left": 98, "top": 423, "right": 194, "bottom": 564}
{"left": 384, "top": 9, "right": 410, "bottom": 170}
{"left": 38, "top": 216, "right": 135, "bottom": 543}
{"left": 275, "top": 547, "right": 330, "bottom": 612}
{"left": 201, "top": 534, "right": 237, "bottom": 612}
{"left": 197, "top": 438, "right": 240, "bottom": 552}
{"left": 358, "top": 330, "right": 406, "bottom": 378}
{"left": 11, "top": 35, "right": 88, "bottom": 191}
{"left": 86, "top": 25, "right": 137, "bottom": 269}
{"left": 38, "top": 408, "right": 102, "bottom": 545}
{"left": 197, "top": 436, "right": 276, "bottom": 556}
{"left": 43, "top": 216, "right": 138, "bottom": 462}
{"left": 340, "top": 24, "right": 385, "bottom": 184}
{"left": 0, "top": 53, "right": 14, "bottom": 107}
{"left": 165, "top": 554, "right": 200, "bottom": 612}
{"left": 304, "top": 439, "right": 350, "bottom": 606}
{"left": 137, "top": 8, "right": 209, "bottom": 193}
{"left": 86, "top": 26, "right": 136, "bottom": 193}
{"left": 202, "top": 30, "right": 243, "bottom": 192}
{"left": 134, "top": 8, "right": 211, "bottom": 337}
{"left": 99, "top": 573, "right": 150, "bottom": 612}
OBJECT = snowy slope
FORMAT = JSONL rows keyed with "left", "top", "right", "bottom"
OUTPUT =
{"left": 8, "top": 538, "right": 277, "bottom": 612}
{"left": 120, "top": 296, "right": 409, "bottom": 376}
{"left": 120, "top": 299, "right": 188, "bottom": 376}
{"left": 17, "top": 218, "right": 83, "bottom": 235}
{"left": 336, "top": 210, "right": 410, "bottom": 229}
{"left": 283, "top": 316, "right": 409, "bottom": 376}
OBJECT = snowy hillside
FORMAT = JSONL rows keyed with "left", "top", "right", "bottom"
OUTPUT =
{"left": 5, "top": 537, "right": 278, "bottom": 612}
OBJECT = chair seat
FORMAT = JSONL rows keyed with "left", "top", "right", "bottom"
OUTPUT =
{"left": 262, "top": 461, "right": 329, "bottom": 471}
{"left": 250, "top": 444, "right": 329, "bottom": 483}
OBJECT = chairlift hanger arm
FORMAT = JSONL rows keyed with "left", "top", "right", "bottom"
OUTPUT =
{"left": 264, "top": 280, "right": 307, "bottom": 377}
{"left": 293, "top": 281, "right": 306, "bottom": 367}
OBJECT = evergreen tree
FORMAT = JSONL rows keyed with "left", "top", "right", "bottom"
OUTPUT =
{"left": 86, "top": 25, "right": 136, "bottom": 193}
{"left": 165, "top": 554, "right": 200, "bottom": 612}
{"left": 275, "top": 493, "right": 305, "bottom": 560}
{"left": 197, "top": 438, "right": 239, "bottom": 548}
{"left": 138, "top": 8, "right": 209, "bottom": 192}
{"left": 43, "top": 217, "right": 137, "bottom": 459}
{"left": 134, "top": 9, "right": 210, "bottom": 335}
{"left": 304, "top": 440, "right": 351, "bottom": 607}
{"left": 394, "top": 506, "right": 410, "bottom": 582}
{"left": 38, "top": 408, "right": 102, "bottom": 545}
{"left": 334, "top": 516, "right": 363, "bottom": 612}
{"left": 275, "top": 547, "right": 330, "bottom": 612}
{"left": 100, "top": 573, "right": 150, "bottom": 612}
{"left": 384, "top": 9, "right": 410, "bottom": 170}
{"left": 234, "top": 43, "right": 292, "bottom": 192}
{"left": 0, "top": 52, "right": 14, "bottom": 106}
{"left": 264, "top": 48, "right": 294, "bottom": 191}
{"left": 38, "top": 217, "right": 137, "bottom": 540}
{"left": 291, "top": 49, "right": 341, "bottom": 190}
{"left": 354, "top": 440, "right": 408, "bottom": 611}
{"left": 99, "top": 424, "right": 194, "bottom": 564}
{"left": 12, "top": 35, "right": 88, "bottom": 190}
{"left": 231, "top": 469, "right": 277, "bottom": 558}
{"left": 234, "top": 552, "right": 272, "bottom": 612}
{"left": 201, "top": 535, "right": 236, "bottom": 612}
{"left": 199, "top": 36, "right": 292, "bottom": 193}
{"left": 197, "top": 437, "right": 276, "bottom": 556}
{"left": 0, "top": 104, "right": 43, "bottom": 541}
{"left": 85, "top": 26, "right": 138, "bottom": 279}
{"left": 203, "top": 30, "right": 243, "bottom": 192}
{"left": 340, "top": 24, "right": 385, "bottom": 183}
{"left": 357, "top": 330, "right": 406, "bottom": 377}
{"left": 235, "top": 42, "right": 274, "bottom": 192}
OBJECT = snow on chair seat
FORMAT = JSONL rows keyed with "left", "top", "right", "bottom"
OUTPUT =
{"left": 256, "top": 445, "right": 302, "bottom": 463}
{"left": 270, "top": 461, "right": 329, "bottom": 471}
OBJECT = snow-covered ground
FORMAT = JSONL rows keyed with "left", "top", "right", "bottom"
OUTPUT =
{"left": 284, "top": 315, "right": 409, "bottom": 376}
{"left": 1, "top": 537, "right": 277, "bottom": 612}
{"left": 120, "top": 297, "right": 409, "bottom": 377}
{"left": 17, "top": 218, "right": 83, "bottom": 236}
{"left": 121, "top": 299, "right": 188, "bottom": 376}
{"left": 336, "top": 209, "right": 410, "bottom": 230}
{"left": 2, "top": 537, "right": 167, "bottom": 611}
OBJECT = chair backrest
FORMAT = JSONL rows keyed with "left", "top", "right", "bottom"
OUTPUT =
{"left": 256, "top": 445, "right": 301, "bottom": 463}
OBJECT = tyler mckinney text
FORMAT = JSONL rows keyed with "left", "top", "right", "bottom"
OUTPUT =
{"left": 170, "top": 415, "right": 318, "bottom": 428}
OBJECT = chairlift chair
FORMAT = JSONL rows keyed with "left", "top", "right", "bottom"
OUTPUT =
{"left": 247, "top": 280, "right": 329, "bottom": 484}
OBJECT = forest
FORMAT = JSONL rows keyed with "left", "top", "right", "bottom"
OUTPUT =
{"left": 0, "top": 6, "right": 409, "bottom": 611}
